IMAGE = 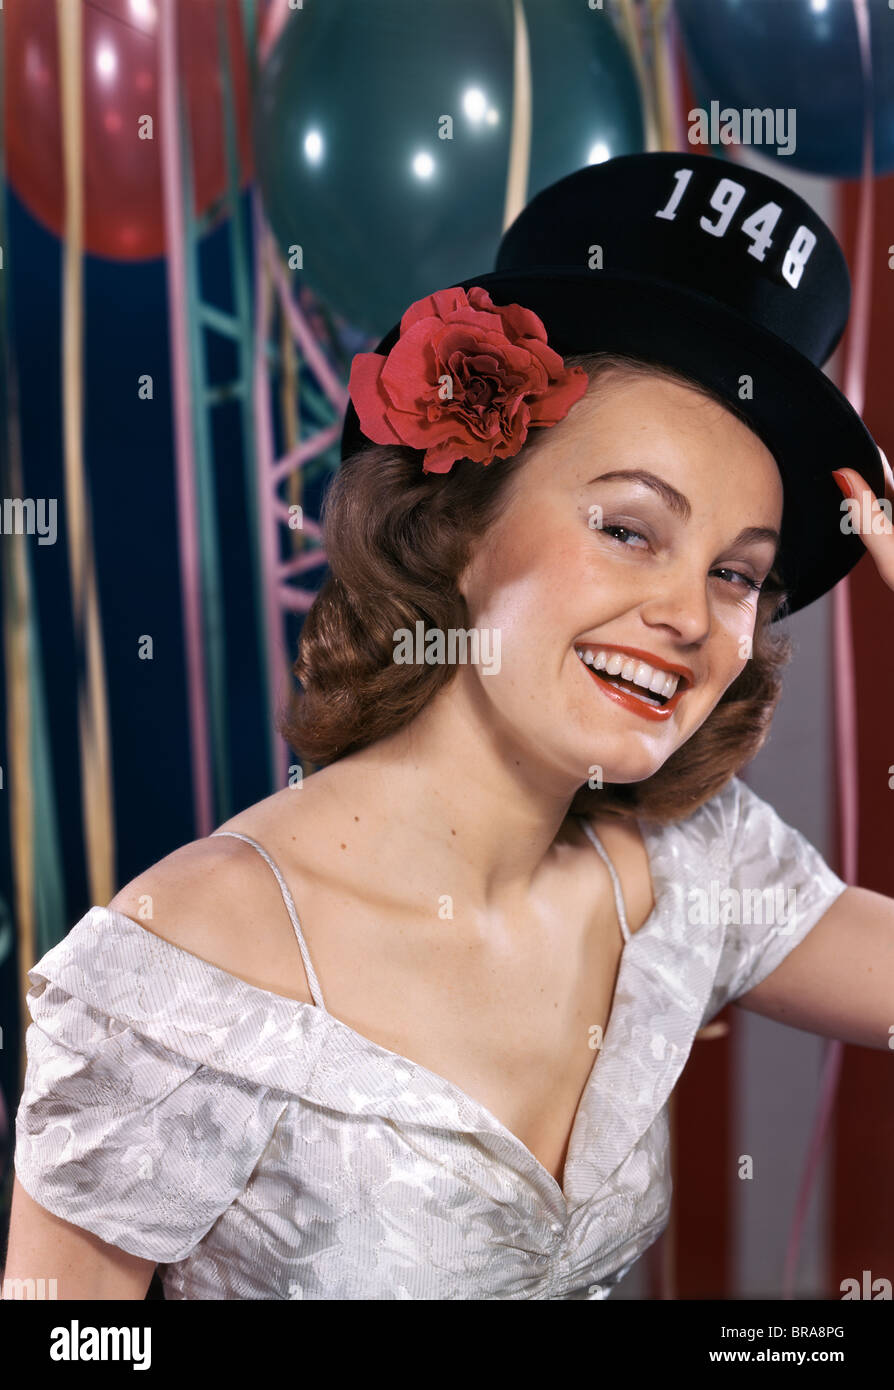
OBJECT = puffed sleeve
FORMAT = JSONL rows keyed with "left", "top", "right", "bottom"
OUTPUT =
{"left": 699, "top": 776, "right": 849, "bottom": 1027}
{"left": 14, "top": 912, "right": 289, "bottom": 1265}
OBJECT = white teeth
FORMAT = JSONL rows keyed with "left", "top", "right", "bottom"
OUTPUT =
{"left": 574, "top": 647, "right": 683, "bottom": 701}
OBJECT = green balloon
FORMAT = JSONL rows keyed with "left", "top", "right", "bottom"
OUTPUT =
{"left": 255, "top": 0, "right": 644, "bottom": 338}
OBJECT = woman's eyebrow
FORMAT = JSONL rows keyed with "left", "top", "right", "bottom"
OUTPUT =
{"left": 730, "top": 524, "right": 782, "bottom": 552}
{"left": 586, "top": 468, "right": 780, "bottom": 549}
{"left": 586, "top": 468, "right": 692, "bottom": 520}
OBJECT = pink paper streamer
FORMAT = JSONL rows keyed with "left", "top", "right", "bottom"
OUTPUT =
{"left": 278, "top": 549, "right": 329, "bottom": 580}
{"left": 267, "top": 250, "right": 350, "bottom": 411}
{"left": 271, "top": 421, "right": 344, "bottom": 486}
{"left": 251, "top": 187, "right": 293, "bottom": 788}
{"left": 258, "top": 0, "right": 292, "bottom": 65}
{"left": 158, "top": 0, "right": 214, "bottom": 836}
{"left": 272, "top": 498, "right": 324, "bottom": 536}
{"left": 250, "top": 179, "right": 355, "bottom": 779}
{"left": 278, "top": 586, "right": 322, "bottom": 615}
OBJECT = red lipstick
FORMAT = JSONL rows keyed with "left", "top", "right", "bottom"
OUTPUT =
{"left": 575, "top": 644, "right": 693, "bottom": 724}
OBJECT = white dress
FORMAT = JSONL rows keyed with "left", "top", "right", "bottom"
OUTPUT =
{"left": 13, "top": 775, "right": 847, "bottom": 1300}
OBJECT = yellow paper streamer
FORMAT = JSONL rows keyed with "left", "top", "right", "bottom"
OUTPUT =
{"left": 56, "top": 0, "right": 116, "bottom": 907}
{"left": 504, "top": 0, "right": 533, "bottom": 232}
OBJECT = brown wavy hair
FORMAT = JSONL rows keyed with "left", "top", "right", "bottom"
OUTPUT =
{"left": 277, "top": 353, "right": 793, "bottom": 825}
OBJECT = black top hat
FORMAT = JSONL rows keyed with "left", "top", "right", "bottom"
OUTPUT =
{"left": 340, "top": 151, "right": 884, "bottom": 618}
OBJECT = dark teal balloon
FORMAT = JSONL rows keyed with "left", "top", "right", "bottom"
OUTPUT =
{"left": 677, "top": 0, "right": 894, "bottom": 177}
{"left": 254, "top": 0, "right": 644, "bottom": 337}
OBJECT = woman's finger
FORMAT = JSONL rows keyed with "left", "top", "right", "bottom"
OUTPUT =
{"left": 877, "top": 446, "right": 894, "bottom": 508}
{"left": 832, "top": 467, "right": 894, "bottom": 593}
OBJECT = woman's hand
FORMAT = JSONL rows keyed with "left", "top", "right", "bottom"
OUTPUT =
{"left": 833, "top": 450, "right": 894, "bottom": 593}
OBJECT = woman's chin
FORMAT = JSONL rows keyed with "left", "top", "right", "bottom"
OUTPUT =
{"left": 569, "top": 733, "right": 675, "bottom": 788}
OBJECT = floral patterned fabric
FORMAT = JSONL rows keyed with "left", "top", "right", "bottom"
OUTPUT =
{"left": 14, "top": 775, "right": 847, "bottom": 1300}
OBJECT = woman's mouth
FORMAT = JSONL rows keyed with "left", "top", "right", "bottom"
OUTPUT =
{"left": 574, "top": 646, "right": 689, "bottom": 722}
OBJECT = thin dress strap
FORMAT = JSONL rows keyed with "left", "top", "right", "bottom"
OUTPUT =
{"left": 576, "top": 817, "right": 632, "bottom": 944}
{"left": 210, "top": 830, "right": 327, "bottom": 1009}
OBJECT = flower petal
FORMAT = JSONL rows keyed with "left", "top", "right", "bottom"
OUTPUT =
{"left": 526, "top": 366, "right": 589, "bottom": 424}
{"left": 400, "top": 286, "right": 470, "bottom": 333}
{"left": 347, "top": 283, "right": 589, "bottom": 470}
{"left": 348, "top": 352, "right": 407, "bottom": 446}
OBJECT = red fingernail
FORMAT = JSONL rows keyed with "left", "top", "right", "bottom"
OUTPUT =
{"left": 832, "top": 470, "right": 856, "bottom": 498}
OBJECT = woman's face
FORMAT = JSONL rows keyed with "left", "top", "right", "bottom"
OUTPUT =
{"left": 457, "top": 370, "right": 784, "bottom": 789}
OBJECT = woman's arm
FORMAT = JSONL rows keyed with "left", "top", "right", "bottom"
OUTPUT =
{"left": 4, "top": 1177, "right": 157, "bottom": 1300}
{"left": 734, "top": 884, "right": 894, "bottom": 1049}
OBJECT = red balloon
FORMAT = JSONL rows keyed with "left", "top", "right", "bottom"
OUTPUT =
{"left": 4, "top": 0, "right": 255, "bottom": 260}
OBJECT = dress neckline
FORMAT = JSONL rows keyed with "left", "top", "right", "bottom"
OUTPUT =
{"left": 39, "top": 813, "right": 678, "bottom": 1222}
{"left": 175, "top": 813, "right": 665, "bottom": 1214}
{"left": 293, "top": 821, "right": 662, "bottom": 1214}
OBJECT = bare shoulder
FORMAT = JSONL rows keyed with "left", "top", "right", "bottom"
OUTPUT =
{"left": 106, "top": 795, "right": 320, "bottom": 1002}
{"left": 107, "top": 831, "right": 264, "bottom": 949}
{"left": 580, "top": 812, "right": 656, "bottom": 936}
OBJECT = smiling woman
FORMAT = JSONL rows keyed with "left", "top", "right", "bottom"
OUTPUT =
{"left": 8, "top": 150, "right": 893, "bottom": 1304}
{"left": 285, "top": 351, "right": 794, "bottom": 825}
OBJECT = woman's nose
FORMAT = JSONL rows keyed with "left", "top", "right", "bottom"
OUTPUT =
{"left": 638, "top": 568, "right": 713, "bottom": 643}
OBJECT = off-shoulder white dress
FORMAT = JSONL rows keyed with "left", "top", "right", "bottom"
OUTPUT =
{"left": 14, "top": 775, "right": 847, "bottom": 1300}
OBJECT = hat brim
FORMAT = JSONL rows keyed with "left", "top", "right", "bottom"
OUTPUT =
{"left": 340, "top": 270, "right": 884, "bottom": 619}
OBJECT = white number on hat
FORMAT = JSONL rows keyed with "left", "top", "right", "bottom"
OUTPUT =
{"left": 700, "top": 177, "right": 746, "bottom": 237}
{"left": 654, "top": 167, "right": 692, "bottom": 220}
{"left": 782, "top": 226, "right": 818, "bottom": 288}
{"left": 740, "top": 201, "right": 782, "bottom": 261}
{"left": 654, "top": 167, "right": 818, "bottom": 288}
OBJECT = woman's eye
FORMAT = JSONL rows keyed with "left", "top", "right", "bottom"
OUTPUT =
{"left": 712, "top": 568, "right": 763, "bottom": 592}
{"left": 601, "top": 524, "right": 649, "bottom": 548}
{"left": 600, "top": 525, "right": 763, "bottom": 592}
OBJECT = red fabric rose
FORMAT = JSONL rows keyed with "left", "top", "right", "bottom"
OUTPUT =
{"left": 347, "top": 285, "right": 590, "bottom": 474}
